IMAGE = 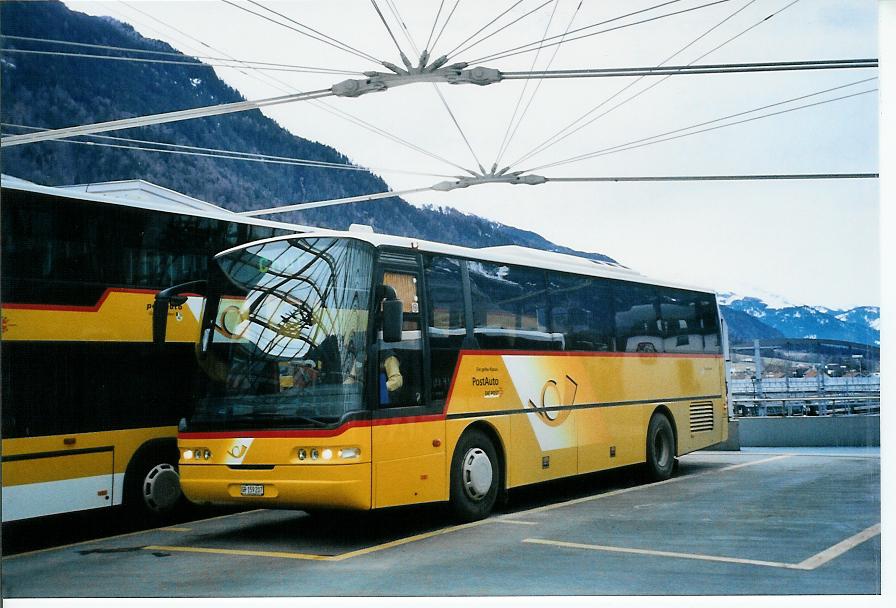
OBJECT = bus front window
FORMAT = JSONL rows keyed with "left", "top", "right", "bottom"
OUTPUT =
{"left": 190, "top": 236, "right": 374, "bottom": 431}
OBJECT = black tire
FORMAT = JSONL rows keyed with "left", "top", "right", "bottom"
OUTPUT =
{"left": 645, "top": 413, "right": 675, "bottom": 481}
{"left": 449, "top": 429, "right": 500, "bottom": 522}
{"left": 124, "top": 446, "right": 184, "bottom": 523}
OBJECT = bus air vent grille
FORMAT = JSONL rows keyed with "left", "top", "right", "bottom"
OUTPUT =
{"left": 689, "top": 401, "right": 714, "bottom": 433}
{"left": 379, "top": 251, "right": 417, "bottom": 267}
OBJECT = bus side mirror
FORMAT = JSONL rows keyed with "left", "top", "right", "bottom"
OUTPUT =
{"left": 382, "top": 299, "right": 403, "bottom": 343}
{"left": 153, "top": 280, "right": 207, "bottom": 346}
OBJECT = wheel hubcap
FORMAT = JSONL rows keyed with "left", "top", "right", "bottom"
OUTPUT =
{"left": 142, "top": 463, "right": 181, "bottom": 512}
{"left": 461, "top": 448, "right": 493, "bottom": 501}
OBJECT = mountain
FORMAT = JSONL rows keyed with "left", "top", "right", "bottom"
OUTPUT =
{"left": 719, "top": 293, "right": 880, "bottom": 346}
{"left": 1, "top": 1, "right": 880, "bottom": 346}
{"left": 0, "top": 0, "right": 614, "bottom": 263}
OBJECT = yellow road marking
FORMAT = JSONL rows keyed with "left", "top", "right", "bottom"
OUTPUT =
{"left": 159, "top": 527, "right": 191, "bottom": 532}
{"left": 494, "top": 520, "right": 538, "bottom": 525}
{"left": 1, "top": 509, "right": 264, "bottom": 561}
{"left": 146, "top": 545, "right": 332, "bottom": 561}
{"left": 5, "top": 454, "right": 796, "bottom": 564}
{"left": 524, "top": 522, "right": 881, "bottom": 571}
{"left": 139, "top": 456, "right": 790, "bottom": 563}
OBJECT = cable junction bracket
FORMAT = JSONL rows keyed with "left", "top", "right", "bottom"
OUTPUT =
{"left": 431, "top": 171, "right": 547, "bottom": 192}
{"left": 331, "top": 53, "right": 503, "bottom": 98}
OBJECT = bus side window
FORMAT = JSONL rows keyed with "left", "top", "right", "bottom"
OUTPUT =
{"left": 467, "top": 261, "right": 552, "bottom": 350}
{"left": 613, "top": 283, "right": 662, "bottom": 353}
{"left": 548, "top": 272, "right": 614, "bottom": 352}
{"left": 424, "top": 255, "right": 466, "bottom": 403}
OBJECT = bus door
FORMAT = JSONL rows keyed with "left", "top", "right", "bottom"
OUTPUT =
{"left": 371, "top": 251, "right": 447, "bottom": 507}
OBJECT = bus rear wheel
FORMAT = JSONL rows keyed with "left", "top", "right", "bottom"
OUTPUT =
{"left": 645, "top": 413, "right": 675, "bottom": 481}
{"left": 449, "top": 429, "right": 499, "bottom": 522}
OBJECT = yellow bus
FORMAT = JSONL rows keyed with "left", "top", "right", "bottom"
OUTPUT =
{"left": 168, "top": 229, "right": 728, "bottom": 521}
{"left": 0, "top": 176, "right": 302, "bottom": 522}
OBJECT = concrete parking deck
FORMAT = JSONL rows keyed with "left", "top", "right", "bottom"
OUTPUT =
{"left": 1, "top": 449, "right": 880, "bottom": 597}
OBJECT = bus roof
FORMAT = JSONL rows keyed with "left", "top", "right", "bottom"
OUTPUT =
{"left": 0, "top": 174, "right": 314, "bottom": 234}
{"left": 217, "top": 228, "right": 718, "bottom": 295}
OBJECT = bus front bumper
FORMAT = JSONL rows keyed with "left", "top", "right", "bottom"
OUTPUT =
{"left": 179, "top": 462, "right": 372, "bottom": 510}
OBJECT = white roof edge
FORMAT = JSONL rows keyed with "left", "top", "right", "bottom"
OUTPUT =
{"left": 57, "top": 178, "right": 227, "bottom": 214}
{"left": 0, "top": 174, "right": 315, "bottom": 233}
{"left": 217, "top": 229, "right": 718, "bottom": 295}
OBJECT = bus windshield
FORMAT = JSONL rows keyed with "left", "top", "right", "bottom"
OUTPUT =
{"left": 190, "top": 236, "right": 374, "bottom": 431}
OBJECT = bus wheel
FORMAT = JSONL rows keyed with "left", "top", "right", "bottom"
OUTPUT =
{"left": 125, "top": 449, "right": 183, "bottom": 521}
{"left": 645, "top": 413, "right": 675, "bottom": 481}
{"left": 449, "top": 429, "right": 499, "bottom": 522}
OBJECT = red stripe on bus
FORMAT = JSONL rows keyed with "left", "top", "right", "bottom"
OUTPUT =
{"left": 459, "top": 349, "right": 723, "bottom": 359}
{"left": 0, "top": 287, "right": 202, "bottom": 313}
{"left": 179, "top": 413, "right": 447, "bottom": 439}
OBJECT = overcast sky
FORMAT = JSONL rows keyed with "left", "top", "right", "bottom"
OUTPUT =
{"left": 66, "top": 0, "right": 880, "bottom": 309}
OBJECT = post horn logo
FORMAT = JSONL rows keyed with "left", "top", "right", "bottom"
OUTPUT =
{"left": 228, "top": 444, "right": 248, "bottom": 459}
{"left": 527, "top": 375, "right": 578, "bottom": 427}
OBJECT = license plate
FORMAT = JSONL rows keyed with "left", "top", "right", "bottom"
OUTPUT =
{"left": 240, "top": 484, "right": 264, "bottom": 496}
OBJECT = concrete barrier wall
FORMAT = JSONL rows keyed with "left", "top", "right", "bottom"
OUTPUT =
{"left": 733, "top": 415, "right": 880, "bottom": 447}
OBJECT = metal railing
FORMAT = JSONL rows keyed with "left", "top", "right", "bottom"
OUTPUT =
{"left": 730, "top": 376, "right": 880, "bottom": 417}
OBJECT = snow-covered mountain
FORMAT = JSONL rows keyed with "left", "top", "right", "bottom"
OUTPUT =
{"left": 718, "top": 292, "right": 880, "bottom": 346}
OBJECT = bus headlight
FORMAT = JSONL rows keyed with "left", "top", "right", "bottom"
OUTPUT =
{"left": 183, "top": 447, "right": 211, "bottom": 460}
{"left": 295, "top": 446, "right": 360, "bottom": 461}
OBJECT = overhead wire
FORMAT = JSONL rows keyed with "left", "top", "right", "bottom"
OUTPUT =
{"left": 8, "top": 2, "right": 475, "bottom": 175}
{"left": 309, "top": 99, "right": 477, "bottom": 174}
{"left": 244, "top": 0, "right": 381, "bottom": 64}
{"left": 0, "top": 47, "right": 364, "bottom": 75}
{"left": 429, "top": 0, "right": 462, "bottom": 55}
{"left": 136, "top": 3, "right": 474, "bottom": 174}
{"left": 509, "top": 0, "right": 795, "bottom": 169}
{"left": 0, "top": 123, "right": 457, "bottom": 178}
{"left": 221, "top": 0, "right": 380, "bottom": 66}
{"left": 448, "top": 0, "right": 556, "bottom": 61}
{"left": 465, "top": 0, "right": 730, "bottom": 64}
{"left": 521, "top": 79, "right": 878, "bottom": 172}
{"left": 442, "top": 0, "right": 527, "bottom": 59}
{"left": 370, "top": 0, "right": 408, "bottom": 59}
{"left": 499, "top": 58, "right": 877, "bottom": 79}
{"left": 240, "top": 186, "right": 437, "bottom": 215}
{"left": 496, "top": 0, "right": 583, "bottom": 168}
{"left": 543, "top": 173, "right": 878, "bottom": 182}
{"left": 425, "top": 0, "right": 446, "bottom": 53}
{"left": 109, "top": 1, "right": 266, "bottom": 82}
{"left": 431, "top": 83, "right": 486, "bottom": 174}
{"left": 378, "top": 0, "right": 489, "bottom": 176}
{"left": 384, "top": 0, "right": 421, "bottom": 56}
{"left": 460, "top": 0, "right": 684, "bottom": 63}
{"left": 0, "top": 87, "right": 334, "bottom": 146}
{"left": 493, "top": 0, "right": 561, "bottom": 168}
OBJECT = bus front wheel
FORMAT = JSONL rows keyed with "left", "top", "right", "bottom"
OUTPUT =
{"left": 449, "top": 429, "right": 500, "bottom": 522}
{"left": 645, "top": 413, "right": 675, "bottom": 481}
{"left": 125, "top": 444, "right": 184, "bottom": 522}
